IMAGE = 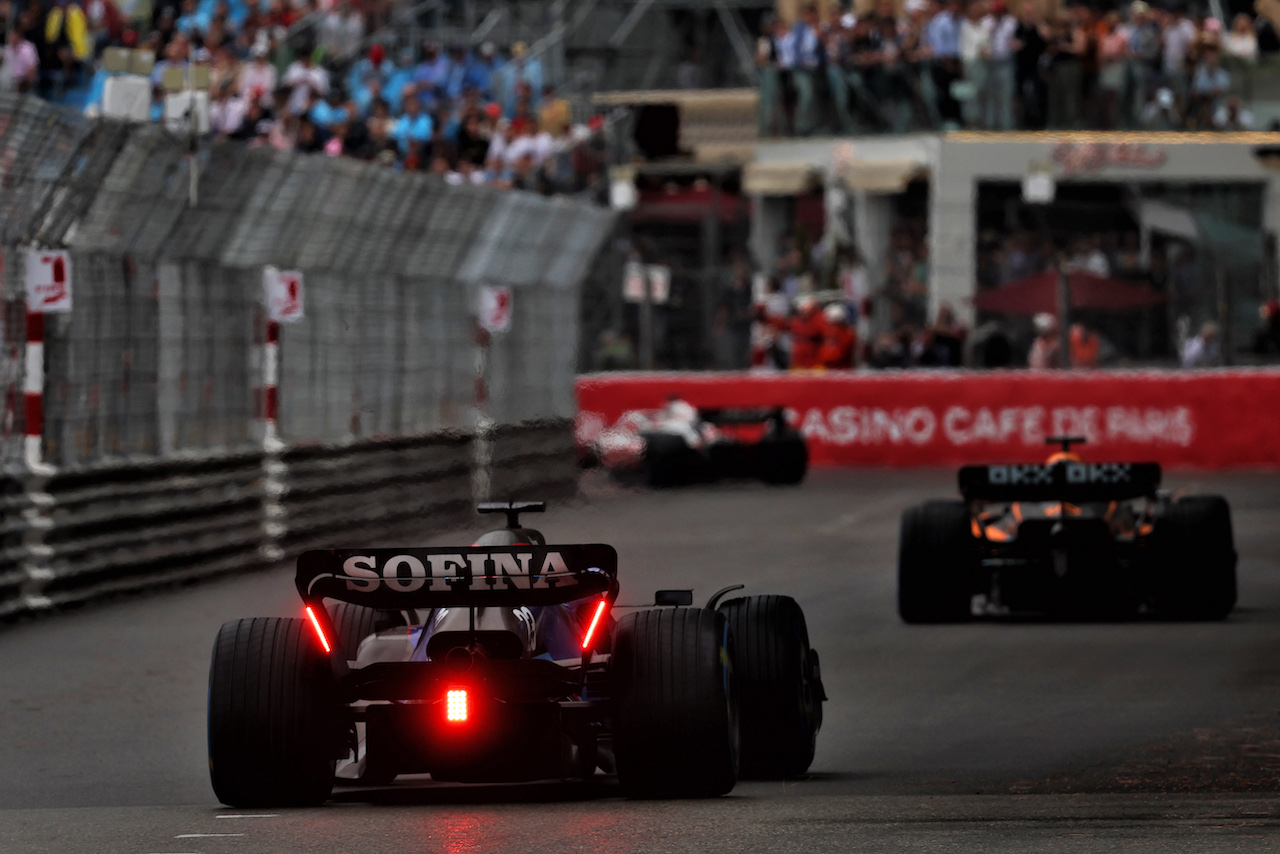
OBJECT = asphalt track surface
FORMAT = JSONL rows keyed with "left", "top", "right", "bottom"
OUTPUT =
{"left": 2, "top": 468, "right": 1280, "bottom": 853}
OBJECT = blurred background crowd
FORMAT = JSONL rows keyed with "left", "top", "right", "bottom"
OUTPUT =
{"left": 0, "top": 0, "right": 611, "bottom": 193}
{"left": 758, "top": 0, "right": 1276, "bottom": 134}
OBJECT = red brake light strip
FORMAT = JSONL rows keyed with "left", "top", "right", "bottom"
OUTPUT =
{"left": 305, "top": 606, "right": 332, "bottom": 654}
{"left": 582, "top": 599, "right": 609, "bottom": 651}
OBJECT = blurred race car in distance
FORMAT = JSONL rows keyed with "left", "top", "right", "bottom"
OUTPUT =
{"left": 207, "top": 501, "right": 825, "bottom": 806}
{"left": 898, "top": 436, "right": 1237, "bottom": 622}
{"left": 585, "top": 398, "right": 808, "bottom": 487}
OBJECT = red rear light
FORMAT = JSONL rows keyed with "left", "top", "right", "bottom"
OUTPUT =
{"left": 305, "top": 606, "right": 332, "bottom": 654}
{"left": 582, "top": 599, "right": 609, "bottom": 651}
{"left": 446, "top": 689, "right": 468, "bottom": 722}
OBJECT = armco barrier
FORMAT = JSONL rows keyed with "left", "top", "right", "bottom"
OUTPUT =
{"left": 25, "top": 451, "right": 271, "bottom": 611}
{"left": 3, "top": 419, "right": 579, "bottom": 619}
{"left": 576, "top": 370, "right": 1280, "bottom": 468}
{"left": 278, "top": 432, "right": 475, "bottom": 553}
{"left": 488, "top": 419, "right": 580, "bottom": 502}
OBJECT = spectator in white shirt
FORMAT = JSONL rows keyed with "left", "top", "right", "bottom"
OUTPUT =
{"left": 282, "top": 49, "right": 328, "bottom": 116}
{"left": 1162, "top": 7, "right": 1198, "bottom": 98}
{"left": 236, "top": 43, "right": 277, "bottom": 107}
{"left": 1, "top": 28, "right": 39, "bottom": 92}
{"left": 1213, "top": 94, "right": 1255, "bottom": 129}
{"left": 208, "top": 79, "right": 247, "bottom": 135}
{"left": 983, "top": 1, "right": 1018, "bottom": 129}
{"left": 1223, "top": 13, "right": 1258, "bottom": 64}
{"left": 1181, "top": 321, "right": 1222, "bottom": 368}
{"left": 959, "top": 0, "right": 992, "bottom": 128}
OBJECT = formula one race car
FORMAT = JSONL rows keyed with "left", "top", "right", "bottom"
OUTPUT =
{"left": 208, "top": 501, "right": 825, "bottom": 806}
{"left": 587, "top": 398, "right": 808, "bottom": 487}
{"left": 897, "top": 437, "right": 1237, "bottom": 622}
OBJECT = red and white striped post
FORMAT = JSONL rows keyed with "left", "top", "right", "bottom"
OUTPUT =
{"left": 262, "top": 319, "right": 280, "bottom": 446}
{"left": 23, "top": 310, "right": 46, "bottom": 471}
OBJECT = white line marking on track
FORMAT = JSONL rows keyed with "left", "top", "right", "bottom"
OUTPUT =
{"left": 215, "top": 814, "right": 279, "bottom": 819}
{"left": 176, "top": 833, "right": 246, "bottom": 838}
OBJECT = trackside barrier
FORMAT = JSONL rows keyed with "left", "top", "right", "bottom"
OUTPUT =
{"left": 0, "top": 473, "right": 29, "bottom": 618}
{"left": 575, "top": 370, "right": 1280, "bottom": 468}
{"left": 0, "top": 94, "right": 607, "bottom": 621}
{"left": 278, "top": 432, "right": 475, "bottom": 553}
{"left": 3, "top": 420, "right": 575, "bottom": 617}
{"left": 21, "top": 452, "right": 270, "bottom": 611}
{"left": 488, "top": 419, "right": 580, "bottom": 502}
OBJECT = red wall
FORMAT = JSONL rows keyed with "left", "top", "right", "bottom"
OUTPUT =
{"left": 576, "top": 370, "right": 1280, "bottom": 468}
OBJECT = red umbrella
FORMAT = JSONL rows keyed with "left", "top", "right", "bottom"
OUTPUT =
{"left": 974, "top": 269, "right": 1167, "bottom": 316}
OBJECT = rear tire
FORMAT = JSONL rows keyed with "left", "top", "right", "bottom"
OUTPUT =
{"left": 208, "top": 618, "right": 342, "bottom": 807}
{"left": 898, "top": 501, "right": 976, "bottom": 624}
{"left": 644, "top": 433, "right": 692, "bottom": 487}
{"left": 1151, "top": 495, "right": 1237, "bottom": 620}
{"left": 717, "top": 595, "right": 823, "bottom": 778}
{"left": 759, "top": 432, "right": 808, "bottom": 485}
{"left": 611, "top": 608, "right": 738, "bottom": 798}
{"left": 325, "top": 603, "right": 409, "bottom": 663}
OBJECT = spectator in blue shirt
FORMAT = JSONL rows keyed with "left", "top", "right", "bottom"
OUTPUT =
{"left": 1189, "top": 47, "right": 1231, "bottom": 127}
{"left": 789, "top": 4, "right": 823, "bottom": 136}
{"left": 345, "top": 42, "right": 391, "bottom": 99}
{"left": 414, "top": 41, "right": 450, "bottom": 92}
{"left": 175, "top": 0, "right": 210, "bottom": 37}
{"left": 465, "top": 42, "right": 502, "bottom": 99}
{"left": 498, "top": 41, "right": 542, "bottom": 116}
{"left": 393, "top": 93, "right": 433, "bottom": 155}
{"left": 924, "top": 0, "right": 963, "bottom": 125}
{"left": 310, "top": 89, "right": 350, "bottom": 130}
{"left": 442, "top": 44, "right": 469, "bottom": 101}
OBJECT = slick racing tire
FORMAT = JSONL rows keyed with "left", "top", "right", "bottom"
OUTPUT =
{"left": 1151, "top": 495, "right": 1237, "bottom": 621}
{"left": 717, "top": 595, "right": 824, "bottom": 778}
{"left": 611, "top": 608, "right": 738, "bottom": 798}
{"left": 898, "top": 500, "right": 976, "bottom": 624}
{"left": 759, "top": 432, "right": 809, "bottom": 486}
{"left": 208, "top": 618, "right": 342, "bottom": 807}
{"left": 325, "top": 602, "right": 402, "bottom": 664}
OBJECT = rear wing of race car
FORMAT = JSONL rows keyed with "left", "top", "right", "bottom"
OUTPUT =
{"left": 698, "top": 407, "right": 788, "bottom": 426}
{"left": 958, "top": 462, "right": 1162, "bottom": 503}
{"left": 296, "top": 544, "right": 618, "bottom": 610}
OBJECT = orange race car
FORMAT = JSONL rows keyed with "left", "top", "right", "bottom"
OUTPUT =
{"left": 897, "top": 437, "right": 1237, "bottom": 623}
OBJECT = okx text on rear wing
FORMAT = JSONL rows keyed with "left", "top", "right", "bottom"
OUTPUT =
{"left": 296, "top": 544, "right": 618, "bottom": 611}
{"left": 958, "top": 462, "right": 1163, "bottom": 503}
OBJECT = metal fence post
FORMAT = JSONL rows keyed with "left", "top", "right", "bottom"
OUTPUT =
{"left": 471, "top": 318, "right": 492, "bottom": 505}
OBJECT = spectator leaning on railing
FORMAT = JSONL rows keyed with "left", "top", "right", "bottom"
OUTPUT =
{"left": 755, "top": 0, "right": 1274, "bottom": 135}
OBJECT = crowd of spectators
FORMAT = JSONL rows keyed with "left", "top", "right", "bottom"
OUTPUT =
{"left": 0, "top": 0, "right": 610, "bottom": 193}
{"left": 700, "top": 220, "right": 967, "bottom": 371}
{"left": 758, "top": 0, "right": 1276, "bottom": 136}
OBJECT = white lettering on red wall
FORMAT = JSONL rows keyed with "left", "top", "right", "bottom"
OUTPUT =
{"left": 575, "top": 371, "right": 1280, "bottom": 468}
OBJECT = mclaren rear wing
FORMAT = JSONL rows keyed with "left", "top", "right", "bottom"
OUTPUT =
{"left": 296, "top": 544, "right": 618, "bottom": 610}
{"left": 958, "top": 462, "right": 1162, "bottom": 503}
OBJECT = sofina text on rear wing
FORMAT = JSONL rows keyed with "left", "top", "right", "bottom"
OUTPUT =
{"left": 958, "top": 462, "right": 1162, "bottom": 503}
{"left": 296, "top": 545, "right": 618, "bottom": 610}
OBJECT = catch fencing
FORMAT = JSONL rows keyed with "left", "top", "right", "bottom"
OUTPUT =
{"left": 0, "top": 93, "right": 616, "bottom": 619}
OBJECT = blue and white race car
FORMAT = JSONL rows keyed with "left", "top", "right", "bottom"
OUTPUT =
{"left": 207, "top": 502, "right": 825, "bottom": 804}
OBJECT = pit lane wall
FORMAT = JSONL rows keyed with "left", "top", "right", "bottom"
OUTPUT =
{"left": 576, "top": 370, "right": 1280, "bottom": 468}
{"left": 0, "top": 94, "right": 613, "bottom": 620}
